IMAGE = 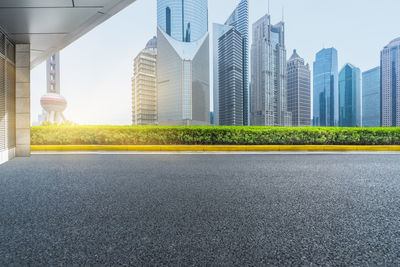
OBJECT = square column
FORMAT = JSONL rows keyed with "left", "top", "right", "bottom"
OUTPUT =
{"left": 15, "top": 44, "right": 30, "bottom": 157}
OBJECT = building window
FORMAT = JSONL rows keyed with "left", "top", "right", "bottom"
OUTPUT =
{"left": 185, "top": 22, "right": 191, "bottom": 42}
{"left": 166, "top": 7, "right": 171, "bottom": 36}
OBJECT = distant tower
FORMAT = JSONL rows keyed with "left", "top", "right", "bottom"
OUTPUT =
{"left": 287, "top": 49, "right": 311, "bottom": 127}
{"left": 339, "top": 63, "right": 361, "bottom": 127}
{"left": 313, "top": 48, "right": 339, "bottom": 127}
{"left": 381, "top": 37, "right": 400, "bottom": 127}
{"left": 213, "top": 0, "right": 249, "bottom": 126}
{"left": 218, "top": 27, "right": 243, "bottom": 126}
{"left": 362, "top": 67, "right": 381, "bottom": 127}
{"left": 132, "top": 37, "right": 158, "bottom": 125}
{"left": 157, "top": 0, "right": 210, "bottom": 126}
{"left": 250, "top": 13, "right": 291, "bottom": 126}
{"left": 40, "top": 53, "right": 67, "bottom": 124}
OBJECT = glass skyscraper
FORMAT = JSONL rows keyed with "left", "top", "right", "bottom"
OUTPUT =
{"left": 218, "top": 27, "right": 243, "bottom": 126}
{"left": 157, "top": 0, "right": 208, "bottom": 42}
{"left": 339, "top": 63, "right": 361, "bottom": 127}
{"left": 381, "top": 37, "right": 400, "bottom": 127}
{"left": 157, "top": 0, "right": 210, "bottom": 125}
{"left": 213, "top": 0, "right": 248, "bottom": 126}
{"left": 313, "top": 48, "right": 339, "bottom": 127}
{"left": 287, "top": 50, "right": 311, "bottom": 127}
{"left": 362, "top": 67, "right": 381, "bottom": 127}
{"left": 250, "top": 14, "right": 291, "bottom": 126}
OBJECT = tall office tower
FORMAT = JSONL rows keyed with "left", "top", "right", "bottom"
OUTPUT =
{"left": 213, "top": 0, "right": 249, "bottom": 126}
{"left": 287, "top": 49, "right": 311, "bottom": 127}
{"left": 250, "top": 14, "right": 291, "bottom": 126}
{"left": 157, "top": 0, "right": 210, "bottom": 125}
{"left": 218, "top": 27, "right": 243, "bottom": 125}
{"left": 40, "top": 52, "right": 67, "bottom": 124}
{"left": 132, "top": 37, "right": 158, "bottom": 126}
{"left": 362, "top": 67, "right": 381, "bottom": 127}
{"left": 381, "top": 38, "right": 400, "bottom": 127}
{"left": 339, "top": 64, "right": 361, "bottom": 127}
{"left": 213, "top": 24, "right": 231, "bottom": 125}
{"left": 313, "top": 48, "right": 339, "bottom": 127}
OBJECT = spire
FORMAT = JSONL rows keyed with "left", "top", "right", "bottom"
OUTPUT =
{"left": 289, "top": 49, "right": 302, "bottom": 61}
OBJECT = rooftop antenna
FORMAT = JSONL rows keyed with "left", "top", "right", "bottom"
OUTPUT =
{"left": 268, "top": 0, "right": 270, "bottom": 15}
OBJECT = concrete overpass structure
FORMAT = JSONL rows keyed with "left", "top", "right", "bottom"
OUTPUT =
{"left": 0, "top": 0, "right": 136, "bottom": 164}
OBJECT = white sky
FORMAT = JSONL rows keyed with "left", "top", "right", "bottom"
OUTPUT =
{"left": 31, "top": 0, "right": 400, "bottom": 125}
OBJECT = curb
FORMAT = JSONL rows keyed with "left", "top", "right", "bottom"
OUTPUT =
{"left": 31, "top": 145, "right": 400, "bottom": 152}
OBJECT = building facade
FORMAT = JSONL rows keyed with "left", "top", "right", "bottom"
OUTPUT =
{"left": 213, "top": 0, "right": 248, "bottom": 126}
{"left": 381, "top": 37, "right": 400, "bottom": 127}
{"left": 157, "top": 0, "right": 210, "bottom": 125}
{"left": 287, "top": 49, "right": 311, "bottom": 127}
{"left": 0, "top": 0, "right": 136, "bottom": 164}
{"left": 362, "top": 67, "right": 381, "bottom": 127}
{"left": 339, "top": 63, "right": 361, "bottom": 127}
{"left": 250, "top": 14, "right": 291, "bottom": 126}
{"left": 218, "top": 27, "right": 243, "bottom": 126}
{"left": 313, "top": 48, "right": 339, "bottom": 127}
{"left": 0, "top": 31, "right": 16, "bottom": 164}
{"left": 132, "top": 37, "right": 158, "bottom": 125}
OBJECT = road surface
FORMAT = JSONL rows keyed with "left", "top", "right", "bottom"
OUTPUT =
{"left": 1, "top": 154, "right": 399, "bottom": 265}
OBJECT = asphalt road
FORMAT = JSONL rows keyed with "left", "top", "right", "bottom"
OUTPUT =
{"left": 1, "top": 154, "right": 400, "bottom": 266}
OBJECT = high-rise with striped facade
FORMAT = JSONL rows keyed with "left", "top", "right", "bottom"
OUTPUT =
{"left": 213, "top": 0, "right": 249, "bottom": 126}
{"left": 132, "top": 37, "right": 158, "bottom": 125}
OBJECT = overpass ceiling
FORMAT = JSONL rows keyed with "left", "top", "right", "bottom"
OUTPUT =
{"left": 0, "top": 0, "right": 136, "bottom": 68}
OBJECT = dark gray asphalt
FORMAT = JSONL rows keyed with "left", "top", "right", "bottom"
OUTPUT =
{"left": 1, "top": 154, "right": 400, "bottom": 266}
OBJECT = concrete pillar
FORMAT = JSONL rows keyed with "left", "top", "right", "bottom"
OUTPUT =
{"left": 15, "top": 44, "right": 30, "bottom": 157}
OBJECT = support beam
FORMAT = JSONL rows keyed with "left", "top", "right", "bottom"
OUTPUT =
{"left": 15, "top": 44, "right": 30, "bottom": 157}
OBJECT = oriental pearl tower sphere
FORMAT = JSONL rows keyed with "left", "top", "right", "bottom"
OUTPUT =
{"left": 40, "top": 52, "right": 67, "bottom": 124}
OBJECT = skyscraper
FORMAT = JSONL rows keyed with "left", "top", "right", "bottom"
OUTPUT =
{"left": 287, "top": 49, "right": 311, "bottom": 127}
{"left": 213, "top": 23, "right": 232, "bottom": 125}
{"left": 132, "top": 37, "right": 158, "bottom": 126}
{"left": 40, "top": 52, "right": 67, "bottom": 124}
{"left": 313, "top": 48, "right": 339, "bottom": 127}
{"left": 157, "top": 0, "right": 210, "bottom": 125}
{"left": 218, "top": 27, "right": 243, "bottom": 126}
{"left": 250, "top": 14, "right": 291, "bottom": 127}
{"left": 381, "top": 37, "right": 400, "bottom": 127}
{"left": 362, "top": 67, "right": 381, "bottom": 127}
{"left": 339, "top": 63, "right": 361, "bottom": 127}
{"left": 213, "top": 0, "right": 248, "bottom": 126}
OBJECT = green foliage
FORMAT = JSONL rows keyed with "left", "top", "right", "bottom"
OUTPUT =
{"left": 30, "top": 126, "right": 400, "bottom": 146}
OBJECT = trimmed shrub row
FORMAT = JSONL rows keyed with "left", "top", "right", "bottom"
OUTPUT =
{"left": 31, "top": 126, "right": 400, "bottom": 146}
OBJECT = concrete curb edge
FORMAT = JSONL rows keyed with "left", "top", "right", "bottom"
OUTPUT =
{"left": 30, "top": 145, "right": 400, "bottom": 152}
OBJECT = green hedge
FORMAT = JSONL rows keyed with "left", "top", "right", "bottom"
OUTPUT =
{"left": 30, "top": 126, "right": 400, "bottom": 146}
